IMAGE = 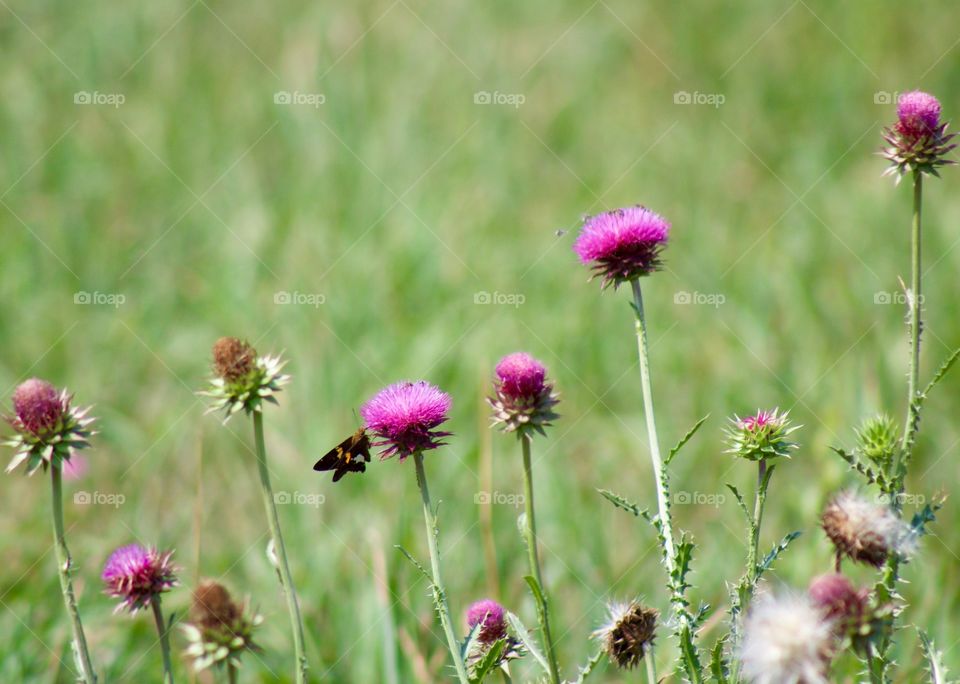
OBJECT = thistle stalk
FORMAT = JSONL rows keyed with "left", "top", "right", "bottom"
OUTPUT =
{"left": 252, "top": 412, "right": 307, "bottom": 683}
{"left": 51, "top": 466, "right": 98, "bottom": 683}
{"left": 412, "top": 452, "right": 470, "bottom": 684}
{"left": 520, "top": 435, "right": 561, "bottom": 684}
{"left": 150, "top": 595, "right": 175, "bottom": 684}
{"left": 631, "top": 280, "right": 701, "bottom": 683}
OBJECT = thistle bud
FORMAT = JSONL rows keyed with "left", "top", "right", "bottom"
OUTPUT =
{"left": 201, "top": 337, "right": 290, "bottom": 420}
{"left": 725, "top": 408, "right": 799, "bottom": 461}
{"left": 182, "top": 581, "right": 262, "bottom": 672}
{"left": 4, "top": 379, "right": 95, "bottom": 475}
{"left": 854, "top": 414, "right": 899, "bottom": 468}
{"left": 487, "top": 353, "right": 560, "bottom": 438}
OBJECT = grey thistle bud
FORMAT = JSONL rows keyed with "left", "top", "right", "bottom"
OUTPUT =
{"left": 487, "top": 352, "right": 560, "bottom": 438}
{"left": 592, "top": 600, "right": 657, "bottom": 670}
{"left": 854, "top": 414, "right": 899, "bottom": 469}
{"left": 4, "top": 378, "right": 96, "bottom": 475}
{"left": 181, "top": 581, "right": 263, "bottom": 672}
{"left": 200, "top": 337, "right": 290, "bottom": 421}
{"left": 725, "top": 408, "right": 799, "bottom": 462}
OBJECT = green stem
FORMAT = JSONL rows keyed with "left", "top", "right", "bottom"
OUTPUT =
{"left": 252, "top": 412, "right": 308, "bottom": 684}
{"left": 412, "top": 452, "right": 470, "bottom": 684}
{"left": 151, "top": 595, "right": 174, "bottom": 684}
{"left": 896, "top": 170, "right": 923, "bottom": 483}
{"left": 228, "top": 661, "right": 239, "bottom": 684}
{"left": 645, "top": 647, "right": 658, "bottom": 684}
{"left": 520, "top": 436, "right": 561, "bottom": 684}
{"left": 51, "top": 466, "right": 97, "bottom": 683}
{"left": 631, "top": 280, "right": 701, "bottom": 683}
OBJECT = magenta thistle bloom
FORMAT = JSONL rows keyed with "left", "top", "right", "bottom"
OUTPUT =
{"left": 882, "top": 90, "right": 955, "bottom": 180}
{"left": 5, "top": 378, "right": 95, "bottom": 475}
{"left": 102, "top": 544, "right": 178, "bottom": 613}
{"left": 573, "top": 206, "right": 670, "bottom": 289}
{"left": 488, "top": 352, "right": 560, "bottom": 437}
{"left": 897, "top": 91, "right": 941, "bottom": 138}
{"left": 361, "top": 381, "right": 452, "bottom": 460}
{"left": 467, "top": 599, "right": 507, "bottom": 644}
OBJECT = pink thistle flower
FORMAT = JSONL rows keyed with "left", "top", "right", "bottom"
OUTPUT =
{"left": 488, "top": 353, "right": 560, "bottom": 437}
{"left": 808, "top": 574, "right": 868, "bottom": 623}
{"left": 726, "top": 408, "right": 799, "bottom": 461}
{"left": 12, "top": 378, "right": 65, "bottom": 435}
{"left": 102, "top": 544, "right": 178, "bottom": 613}
{"left": 897, "top": 91, "right": 941, "bottom": 139}
{"left": 361, "top": 381, "right": 452, "bottom": 460}
{"left": 466, "top": 599, "right": 507, "bottom": 644}
{"left": 5, "top": 379, "right": 95, "bottom": 475}
{"left": 882, "top": 90, "right": 956, "bottom": 180}
{"left": 573, "top": 206, "right": 670, "bottom": 289}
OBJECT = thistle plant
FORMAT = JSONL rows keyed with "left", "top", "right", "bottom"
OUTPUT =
{"left": 200, "top": 337, "right": 307, "bottom": 683}
{"left": 361, "top": 380, "right": 470, "bottom": 683}
{"left": 182, "top": 580, "right": 262, "bottom": 681}
{"left": 463, "top": 599, "right": 525, "bottom": 681}
{"left": 829, "top": 90, "right": 957, "bottom": 680}
{"left": 575, "top": 206, "right": 705, "bottom": 682}
{"left": 102, "top": 544, "right": 179, "bottom": 683}
{"left": 487, "top": 352, "right": 561, "bottom": 683}
{"left": 4, "top": 379, "right": 98, "bottom": 683}
{"left": 724, "top": 408, "right": 800, "bottom": 676}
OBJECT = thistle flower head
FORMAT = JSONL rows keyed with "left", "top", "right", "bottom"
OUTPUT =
{"left": 882, "top": 90, "right": 955, "bottom": 181}
{"left": 361, "top": 381, "right": 452, "bottom": 460}
{"left": 573, "top": 206, "right": 670, "bottom": 289}
{"left": 488, "top": 353, "right": 560, "bottom": 438}
{"left": 739, "top": 593, "right": 833, "bottom": 684}
{"left": 4, "top": 379, "right": 95, "bottom": 475}
{"left": 201, "top": 337, "right": 290, "bottom": 421}
{"left": 466, "top": 599, "right": 507, "bottom": 644}
{"left": 726, "top": 408, "right": 799, "bottom": 461}
{"left": 854, "top": 414, "right": 899, "bottom": 468}
{"left": 102, "top": 544, "right": 178, "bottom": 613}
{"left": 808, "top": 574, "right": 890, "bottom": 655}
{"left": 182, "top": 580, "right": 262, "bottom": 672}
{"left": 821, "top": 491, "right": 915, "bottom": 568}
{"left": 592, "top": 600, "right": 657, "bottom": 670}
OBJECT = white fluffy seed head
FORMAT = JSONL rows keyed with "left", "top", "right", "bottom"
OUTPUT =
{"left": 822, "top": 491, "right": 917, "bottom": 566}
{"left": 739, "top": 593, "right": 834, "bottom": 684}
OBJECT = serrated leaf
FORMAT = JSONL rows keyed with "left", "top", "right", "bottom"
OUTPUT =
{"left": 710, "top": 636, "right": 730, "bottom": 683}
{"left": 394, "top": 544, "right": 432, "bottom": 582}
{"left": 468, "top": 638, "right": 506, "bottom": 683}
{"left": 597, "top": 489, "right": 651, "bottom": 521}
{"left": 725, "top": 484, "right": 750, "bottom": 524}
{"left": 923, "top": 347, "right": 960, "bottom": 397}
{"left": 505, "top": 612, "right": 550, "bottom": 675}
{"left": 919, "top": 629, "right": 952, "bottom": 684}
{"left": 757, "top": 531, "right": 801, "bottom": 576}
{"left": 665, "top": 415, "right": 709, "bottom": 467}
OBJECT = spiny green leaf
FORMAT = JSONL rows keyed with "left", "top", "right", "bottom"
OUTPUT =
{"left": 757, "top": 531, "right": 801, "bottom": 576}
{"left": 710, "top": 636, "right": 730, "bottom": 683}
{"left": 918, "top": 629, "right": 952, "bottom": 684}
{"left": 505, "top": 612, "right": 550, "bottom": 675}
{"left": 725, "top": 484, "right": 750, "bottom": 524}
{"left": 665, "top": 414, "right": 710, "bottom": 467}
{"left": 468, "top": 638, "right": 506, "bottom": 683}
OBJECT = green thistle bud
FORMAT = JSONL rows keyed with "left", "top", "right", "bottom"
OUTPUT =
{"left": 181, "top": 581, "right": 262, "bottom": 673}
{"left": 725, "top": 408, "right": 799, "bottom": 462}
{"left": 200, "top": 337, "right": 290, "bottom": 421}
{"left": 854, "top": 414, "right": 899, "bottom": 468}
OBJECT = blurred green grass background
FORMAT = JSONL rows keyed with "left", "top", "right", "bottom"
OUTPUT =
{"left": 2, "top": 0, "right": 960, "bottom": 681}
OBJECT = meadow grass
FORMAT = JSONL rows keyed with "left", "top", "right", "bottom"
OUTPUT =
{"left": 2, "top": 0, "right": 960, "bottom": 680}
